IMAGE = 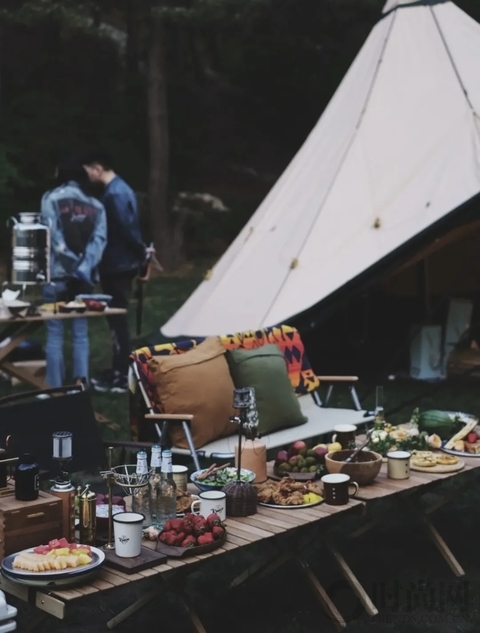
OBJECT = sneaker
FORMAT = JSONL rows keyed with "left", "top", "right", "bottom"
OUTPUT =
{"left": 90, "top": 368, "right": 114, "bottom": 388}
{"left": 92, "top": 371, "right": 128, "bottom": 394}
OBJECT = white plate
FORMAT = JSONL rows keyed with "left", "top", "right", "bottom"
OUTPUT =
{"left": 2, "top": 546, "right": 105, "bottom": 578}
{"left": 258, "top": 499, "right": 323, "bottom": 510}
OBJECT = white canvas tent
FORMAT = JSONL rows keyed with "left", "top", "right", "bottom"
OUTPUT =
{"left": 162, "top": 0, "right": 480, "bottom": 338}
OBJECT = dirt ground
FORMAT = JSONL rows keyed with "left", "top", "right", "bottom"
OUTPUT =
{"left": 11, "top": 482, "right": 480, "bottom": 633}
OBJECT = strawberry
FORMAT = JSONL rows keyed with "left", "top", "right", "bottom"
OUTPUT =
{"left": 182, "top": 517, "right": 194, "bottom": 535}
{"left": 181, "top": 535, "right": 196, "bottom": 549}
{"left": 163, "top": 520, "right": 173, "bottom": 533}
{"left": 159, "top": 532, "right": 170, "bottom": 544}
{"left": 193, "top": 518, "right": 208, "bottom": 536}
{"left": 174, "top": 532, "right": 186, "bottom": 546}
{"left": 212, "top": 526, "right": 225, "bottom": 540}
{"left": 184, "top": 513, "right": 197, "bottom": 523}
{"left": 467, "top": 432, "right": 478, "bottom": 444}
{"left": 197, "top": 533, "right": 214, "bottom": 546}
{"left": 164, "top": 532, "right": 177, "bottom": 546}
{"left": 206, "top": 514, "right": 222, "bottom": 530}
{"left": 170, "top": 518, "right": 184, "bottom": 532}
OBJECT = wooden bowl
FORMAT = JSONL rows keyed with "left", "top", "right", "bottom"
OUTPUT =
{"left": 325, "top": 449, "right": 382, "bottom": 486}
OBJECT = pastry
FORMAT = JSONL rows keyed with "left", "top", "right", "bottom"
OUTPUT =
{"left": 411, "top": 450, "right": 437, "bottom": 467}
{"left": 435, "top": 454, "right": 459, "bottom": 466}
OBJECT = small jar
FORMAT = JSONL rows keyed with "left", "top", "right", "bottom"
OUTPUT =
{"left": 15, "top": 453, "right": 39, "bottom": 501}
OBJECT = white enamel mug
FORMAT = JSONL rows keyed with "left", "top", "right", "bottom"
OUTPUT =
{"left": 387, "top": 451, "right": 411, "bottom": 480}
{"left": 113, "top": 512, "right": 145, "bottom": 558}
{"left": 191, "top": 491, "right": 226, "bottom": 521}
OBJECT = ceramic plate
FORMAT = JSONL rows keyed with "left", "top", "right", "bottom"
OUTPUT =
{"left": 1, "top": 567, "right": 101, "bottom": 588}
{"left": 440, "top": 412, "right": 480, "bottom": 457}
{"left": 2, "top": 546, "right": 105, "bottom": 579}
{"left": 258, "top": 499, "right": 323, "bottom": 510}
{"left": 75, "top": 294, "right": 113, "bottom": 303}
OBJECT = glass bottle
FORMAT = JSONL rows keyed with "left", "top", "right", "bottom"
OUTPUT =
{"left": 131, "top": 450, "right": 152, "bottom": 527}
{"left": 153, "top": 449, "right": 176, "bottom": 529}
{"left": 15, "top": 453, "right": 39, "bottom": 501}
{"left": 149, "top": 445, "right": 162, "bottom": 521}
{"left": 374, "top": 386, "right": 386, "bottom": 429}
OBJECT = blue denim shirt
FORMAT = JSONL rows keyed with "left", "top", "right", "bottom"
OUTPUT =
{"left": 41, "top": 181, "right": 107, "bottom": 283}
{"left": 101, "top": 176, "right": 145, "bottom": 276}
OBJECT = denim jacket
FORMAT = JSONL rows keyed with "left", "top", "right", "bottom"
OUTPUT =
{"left": 41, "top": 181, "right": 107, "bottom": 283}
{"left": 100, "top": 176, "right": 146, "bottom": 276}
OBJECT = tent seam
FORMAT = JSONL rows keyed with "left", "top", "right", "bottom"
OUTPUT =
{"left": 429, "top": 5, "right": 478, "bottom": 118}
{"left": 258, "top": 12, "right": 398, "bottom": 327}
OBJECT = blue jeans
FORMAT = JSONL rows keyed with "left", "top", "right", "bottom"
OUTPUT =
{"left": 43, "top": 282, "right": 89, "bottom": 387}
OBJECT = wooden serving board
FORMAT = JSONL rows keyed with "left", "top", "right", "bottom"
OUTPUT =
{"left": 410, "top": 459, "right": 465, "bottom": 474}
{"left": 104, "top": 545, "right": 167, "bottom": 574}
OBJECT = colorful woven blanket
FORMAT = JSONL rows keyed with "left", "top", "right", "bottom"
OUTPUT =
{"left": 130, "top": 325, "right": 319, "bottom": 413}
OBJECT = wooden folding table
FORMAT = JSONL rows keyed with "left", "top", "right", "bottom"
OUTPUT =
{"left": 0, "top": 308, "right": 126, "bottom": 390}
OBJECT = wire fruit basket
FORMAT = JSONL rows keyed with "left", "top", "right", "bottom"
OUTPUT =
{"left": 103, "top": 464, "right": 153, "bottom": 495}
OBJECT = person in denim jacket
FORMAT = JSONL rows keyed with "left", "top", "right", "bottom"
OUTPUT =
{"left": 41, "top": 156, "right": 107, "bottom": 387}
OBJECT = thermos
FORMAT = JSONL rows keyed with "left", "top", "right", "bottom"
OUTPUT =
{"left": 78, "top": 485, "right": 97, "bottom": 545}
{"left": 15, "top": 454, "right": 39, "bottom": 501}
{"left": 51, "top": 480, "right": 76, "bottom": 542}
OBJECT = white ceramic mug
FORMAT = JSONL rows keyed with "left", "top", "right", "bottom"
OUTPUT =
{"left": 387, "top": 451, "right": 411, "bottom": 480}
{"left": 191, "top": 491, "right": 226, "bottom": 521}
{"left": 113, "top": 512, "right": 145, "bottom": 558}
{"left": 172, "top": 465, "right": 188, "bottom": 491}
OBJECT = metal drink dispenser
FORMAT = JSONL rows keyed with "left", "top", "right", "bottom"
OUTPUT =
{"left": 8, "top": 212, "right": 50, "bottom": 285}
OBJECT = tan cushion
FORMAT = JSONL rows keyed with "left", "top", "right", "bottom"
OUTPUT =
{"left": 147, "top": 337, "right": 237, "bottom": 449}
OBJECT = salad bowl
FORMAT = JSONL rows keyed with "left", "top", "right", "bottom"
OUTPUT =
{"left": 190, "top": 467, "right": 255, "bottom": 492}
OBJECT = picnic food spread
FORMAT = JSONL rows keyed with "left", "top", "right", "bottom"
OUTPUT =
{"left": 158, "top": 513, "right": 226, "bottom": 550}
{"left": 274, "top": 439, "right": 337, "bottom": 477}
{"left": 13, "top": 539, "right": 92, "bottom": 572}
{"left": 256, "top": 478, "right": 323, "bottom": 506}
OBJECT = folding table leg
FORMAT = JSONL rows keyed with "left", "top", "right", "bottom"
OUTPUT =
{"left": 324, "top": 385, "right": 334, "bottom": 407}
{"left": 324, "top": 537, "right": 378, "bottom": 617}
{"left": 230, "top": 555, "right": 276, "bottom": 587}
{"left": 421, "top": 516, "right": 465, "bottom": 577}
{"left": 349, "top": 386, "right": 362, "bottom": 411}
{"left": 294, "top": 557, "right": 346, "bottom": 631}
{"left": 107, "top": 587, "right": 158, "bottom": 629}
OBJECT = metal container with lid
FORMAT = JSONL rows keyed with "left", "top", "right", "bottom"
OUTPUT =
{"left": 78, "top": 484, "right": 97, "bottom": 545}
{"left": 8, "top": 212, "right": 50, "bottom": 285}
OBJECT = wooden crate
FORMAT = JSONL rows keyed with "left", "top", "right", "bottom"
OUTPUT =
{"left": 0, "top": 490, "right": 62, "bottom": 558}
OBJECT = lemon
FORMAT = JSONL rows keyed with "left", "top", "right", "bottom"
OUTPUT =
{"left": 328, "top": 442, "right": 343, "bottom": 453}
{"left": 303, "top": 493, "right": 323, "bottom": 504}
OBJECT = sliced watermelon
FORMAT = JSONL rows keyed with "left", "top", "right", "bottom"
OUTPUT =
{"left": 57, "top": 538, "right": 70, "bottom": 549}
{"left": 48, "top": 539, "right": 61, "bottom": 550}
{"left": 33, "top": 545, "right": 50, "bottom": 555}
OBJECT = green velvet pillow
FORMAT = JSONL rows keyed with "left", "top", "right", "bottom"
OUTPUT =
{"left": 226, "top": 344, "right": 308, "bottom": 436}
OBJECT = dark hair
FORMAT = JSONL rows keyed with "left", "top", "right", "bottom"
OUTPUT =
{"left": 56, "top": 155, "right": 91, "bottom": 195}
{"left": 81, "top": 148, "right": 114, "bottom": 171}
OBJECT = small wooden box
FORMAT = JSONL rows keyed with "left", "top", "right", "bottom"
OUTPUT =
{"left": 0, "top": 490, "right": 62, "bottom": 559}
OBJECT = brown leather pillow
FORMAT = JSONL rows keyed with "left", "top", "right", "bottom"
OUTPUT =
{"left": 147, "top": 337, "right": 237, "bottom": 449}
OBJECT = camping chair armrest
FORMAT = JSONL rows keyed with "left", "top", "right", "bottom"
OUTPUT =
{"left": 145, "top": 413, "right": 194, "bottom": 420}
{"left": 316, "top": 376, "right": 359, "bottom": 382}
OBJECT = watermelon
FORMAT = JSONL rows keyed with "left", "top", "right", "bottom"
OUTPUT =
{"left": 33, "top": 545, "right": 50, "bottom": 555}
{"left": 417, "top": 410, "right": 456, "bottom": 440}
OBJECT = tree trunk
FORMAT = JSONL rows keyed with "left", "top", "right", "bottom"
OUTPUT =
{"left": 147, "top": 13, "right": 173, "bottom": 268}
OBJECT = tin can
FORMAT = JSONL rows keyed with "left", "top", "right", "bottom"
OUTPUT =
{"left": 78, "top": 485, "right": 97, "bottom": 545}
{"left": 50, "top": 481, "right": 76, "bottom": 542}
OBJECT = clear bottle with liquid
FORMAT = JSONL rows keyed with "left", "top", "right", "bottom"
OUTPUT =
{"left": 149, "top": 445, "right": 162, "bottom": 521}
{"left": 132, "top": 450, "right": 153, "bottom": 527}
{"left": 374, "top": 386, "right": 386, "bottom": 429}
{"left": 153, "top": 449, "right": 176, "bottom": 529}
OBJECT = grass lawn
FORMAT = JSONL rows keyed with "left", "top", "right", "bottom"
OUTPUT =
{"left": 5, "top": 273, "right": 480, "bottom": 633}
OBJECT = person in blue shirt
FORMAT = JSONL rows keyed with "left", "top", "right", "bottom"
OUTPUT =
{"left": 82, "top": 149, "right": 148, "bottom": 393}
{"left": 41, "top": 155, "right": 107, "bottom": 388}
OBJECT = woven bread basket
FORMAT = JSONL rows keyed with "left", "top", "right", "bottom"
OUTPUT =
{"left": 223, "top": 481, "right": 257, "bottom": 517}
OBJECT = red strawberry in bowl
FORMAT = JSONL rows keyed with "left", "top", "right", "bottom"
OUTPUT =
{"left": 206, "top": 514, "right": 223, "bottom": 530}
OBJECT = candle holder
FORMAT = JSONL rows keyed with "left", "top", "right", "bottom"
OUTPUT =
{"left": 223, "top": 388, "right": 258, "bottom": 517}
{"left": 102, "top": 447, "right": 115, "bottom": 551}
